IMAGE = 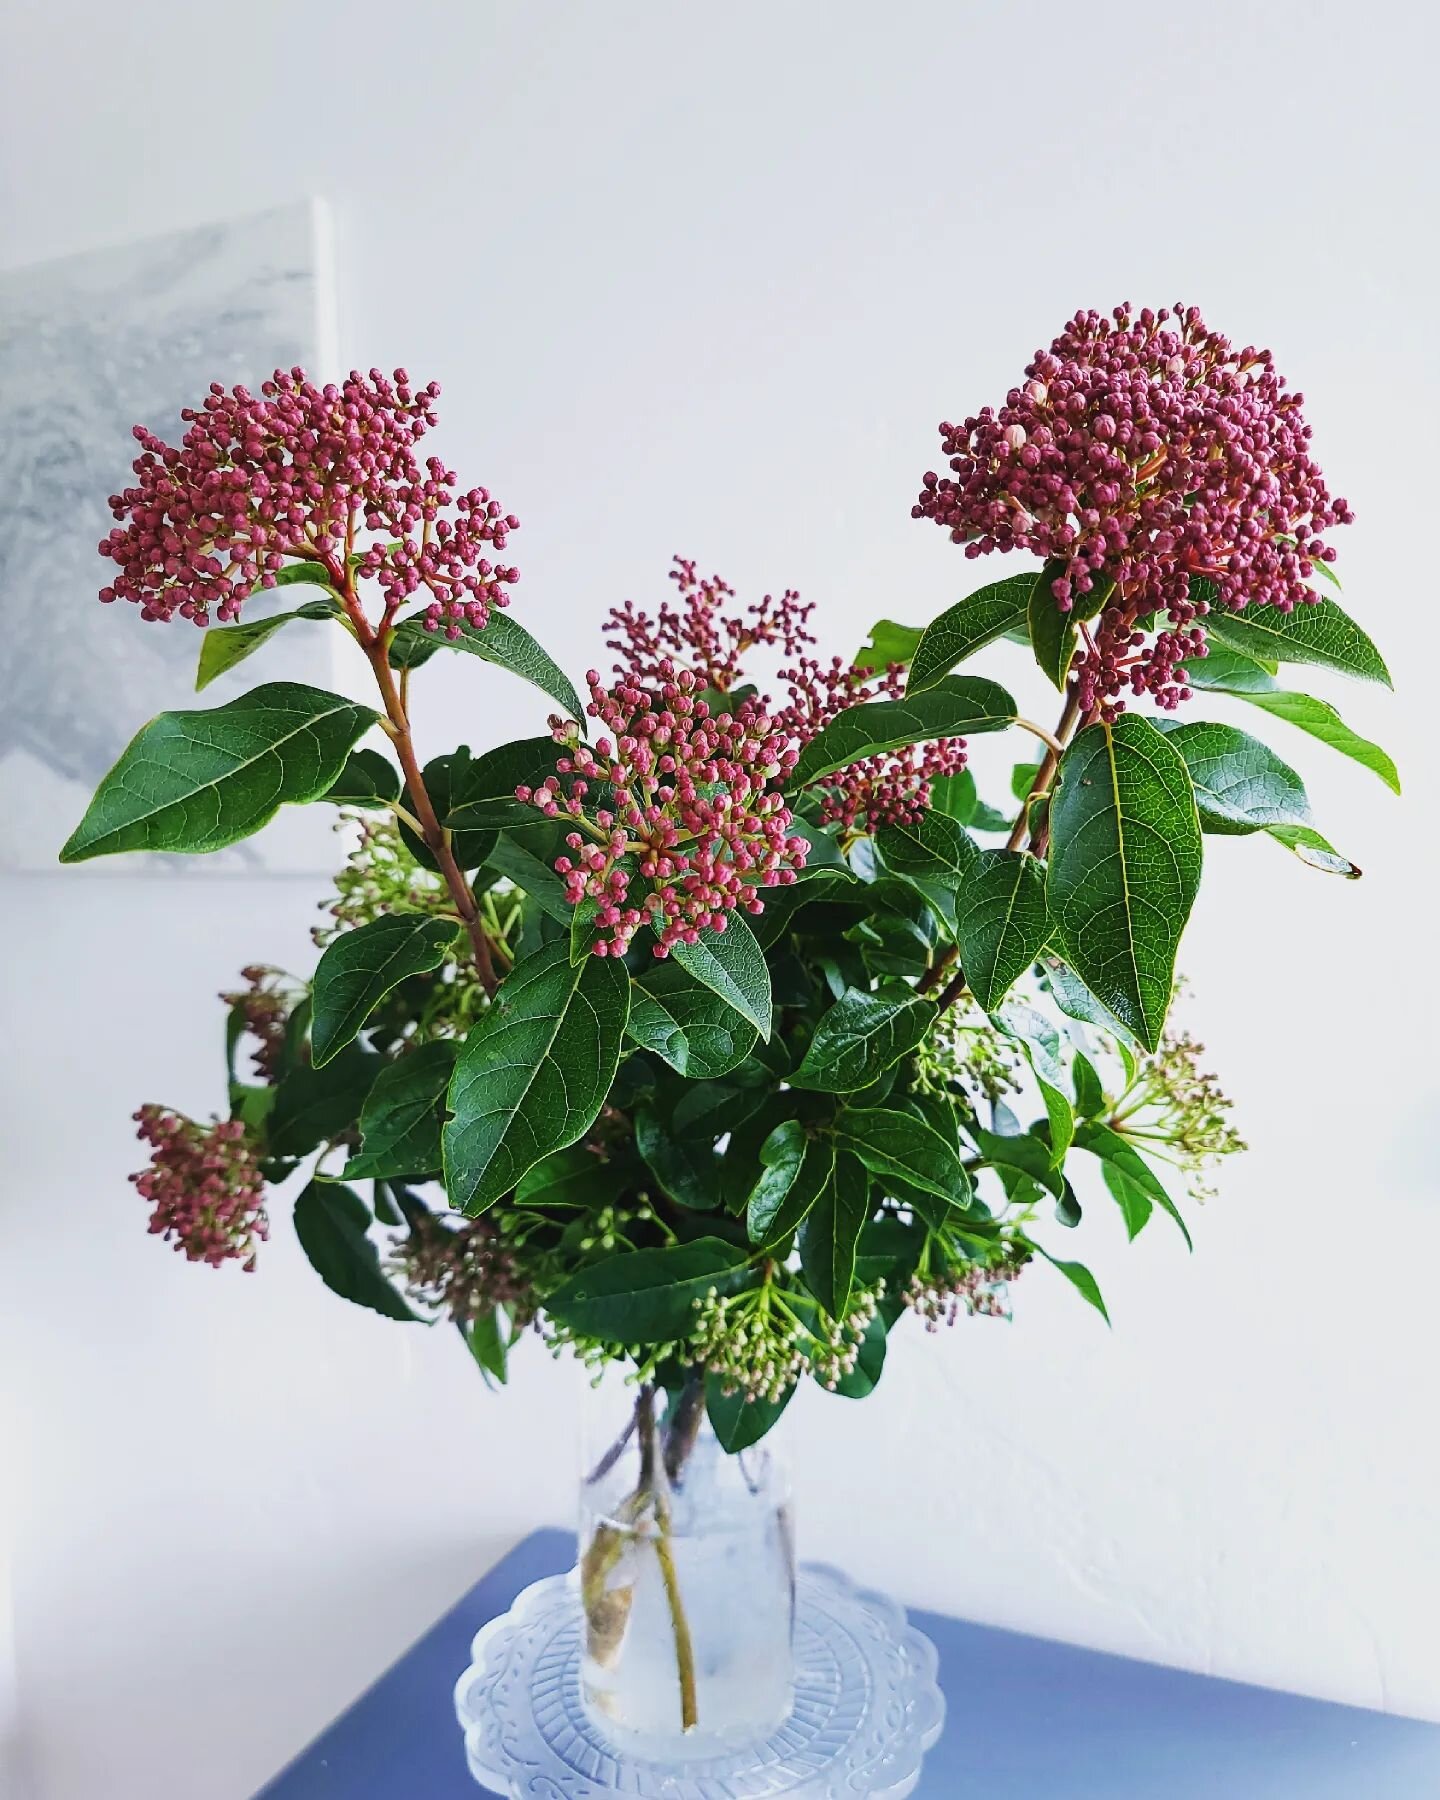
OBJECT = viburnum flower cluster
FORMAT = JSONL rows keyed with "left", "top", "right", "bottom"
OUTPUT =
{"left": 390, "top": 1210, "right": 535, "bottom": 1330}
{"left": 219, "top": 965, "right": 298, "bottom": 1083}
{"left": 130, "top": 1106, "right": 268, "bottom": 1270}
{"left": 99, "top": 366, "right": 519, "bottom": 634}
{"left": 778, "top": 653, "right": 967, "bottom": 832}
{"left": 520, "top": 667, "right": 809, "bottom": 957}
{"left": 913, "top": 303, "right": 1353, "bottom": 712}
{"left": 605, "top": 558, "right": 815, "bottom": 693}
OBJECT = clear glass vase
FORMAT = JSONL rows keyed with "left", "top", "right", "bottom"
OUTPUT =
{"left": 578, "top": 1372, "right": 796, "bottom": 1758}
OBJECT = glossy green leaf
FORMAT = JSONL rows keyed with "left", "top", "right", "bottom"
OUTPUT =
{"left": 442, "top": 736, "right": 568, "bottom": 831}
{"left": 1158, "top": 720, "right": 1311, "bottom": 834}
{"left": 952, "top": 850, "right": 1049, "bottom": 1011}
{"left": 545, "top": 1238, "right": 752, "bottom": 1342}
{"left": 484, "top": 825, "right": 571, "bottom": 918}
{"left": 745, "top": 1120, "right": 810, "bottom": 1245}
{"left": 1026, "top": 561, "right": 1081, "bottom": 690}
{"left": 1046, "top": 715, "right": 1203, "bottom": 1051}
{"left": 292, "top": 1181, "right": 416, "bottom": 1321}
{"left": 836, "top": 1107, "right": 973, "bottom": 1208}
{"left": 1072, "top": 1052, "right": 1106, "bottom": 1119}
{"left": 1266, "top": 822, "right": 1361, "bottom": 877}
{"left": 1102, "top": 1163, "right": 1153, "bottom": 1240}
{"left": 195, "top": 599, "right": 338, "bottom": 690}
{"left": 268, "top": 1044, "right": 382, "bottom": 1158}
{"left": 398, "top": 748, "right": 498, "bottom": 873}
{"left": 1177, "top": 644, "right": 1279, "bottom": 694}
{"left": 875, "top": 811, "right": 979, "bottom": 888}
{"left": 467, "top": 1307, "right": 510, "bottom": 1383}
{"left": 856, "top": 619, "right": 924, "bottom": 668}
{"left": 443, "top": 940, "right": 631, "bottom": 1214}
{"left": 60, "top": 682, "right": 378, "bottom": 862}
{"left": 751, "top": 1132, "right": 839, "bottom": 1251}
{"left": 830, "top": 1306, "right": 888, "bottom": 1399}
{"left": 670, "top": 913, "right": 772, "bottom": 1041}
{"left": 1073, "top": 1120, "right": 1192, "bottom": 1248}
{"left": 322, "top": 747, "right": 401, "bottom": 808}
{"left": 1233, "top": 692, "right": 1399, "bottom": 794}
{"left": 706, "top": 1375, "right": 794, "bottom": 1450}
{"left": 792, "top": 676, "right": 1016, "bottom": 788}
{"left": 1203, "top": 589, "right": 1390, "bottom": 687}
{"left": 635, "top": 1105, "right": 723, "bottom": 1211}
{"left": 627, "top": 963, "right": 759, "bottom": 1078}
{"left": 311, "top": 913, "right": 459, "bottom": 1065}
{"left": 344, "top": 1039, "right": 458, "bottom": 1178}
{"left": 790, "top": 986, "right": 936, "bottom": 1092}
{"left": 969, "top": 1125, "right": 1064, "bottom": 1199}
{"left": 907, "top": 573, "right": 1038, "bottom": 693}
{"left": 1030, "top": 1243, "right": 1110, "bottom": 1324}
{"left": 388, "top": 610, "right": 584, "bottom": 718}
{"left": 798, "top": 1147, "right": 870, "bottom": 1320}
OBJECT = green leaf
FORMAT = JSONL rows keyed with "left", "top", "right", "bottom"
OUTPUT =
{"left": 322, "top": 747, "right": 400, "bottom": 808}
{"left": 60, "top": 682, "right": 378, "bottom": 862}
{"left": 344, "top": 1039, "right": 458, "bottom": 1179}
{"left": 627, "top": 963, "right": 759, "bottom": 1078}
{"left": 635, "top": 1105, "right": 723, "bottom": 1211}
{"left": 1042, "top": 954, "right": 1137, "bottom": 1049}
{"left": 1177, "top": 645, "right": 1279, "bottom": 694}
{"left": 443, "top": 940, "right": 630, "bottom": 1213}
{"left": 952, "top": 850, "right": 1049, "bottom": 1012}
{"left": 787, "top": 816, "right": 857, "bottom": 881}
{"left": 442, "top": 736, "right": 567, "bottom": 831}
{"left": 311, "top": 913, "right": 459, "bottom": 1066}
{"left": 268, "top": 1044, "right": 382, "bottom": 1158}
{"left": 875, "top": 811, "right": 979, "bottom": 888}
{"left": 292, "top": 1181, "right": 416, "bottom": 1321}
{"left": 745, "top": 1120, "right": 811, "bottom": 1246}
{"left": 1231, "top": 692, "right": 1400, "bottom": 794}
{"left": 545, "top": 1238, "right": 752, "bottom": 1342}
{"left": 669, "top": 913, "right": 772, "bottom": 1041}
{"left": 1203, "top": 589, "right": 1391, "bottom": 687}
{"left": 830, "top": 1306, "right": 888, "bottom": 1399}
{"left": 706, "top": 1375, "right": 794, "bottom": 1450}
{"left": 466, "top": 1307, "right": 510, "bottom": 1383}
{"left": 1046, "top": 715, "right": 1203, "bottom": 1051}
{"left": 484, "top": 825, "right": 571, "bottom": 918}
{"left": 1158, "top": 720, "right": 1311, "bottom": 835}
{"left": 855, "top": 619, "right": 924, "bottom": 669}
{"left": 397, "top": 748, "right": 496, "bottom": 872}
{"left": 908, "top": 572, "right": 1037, "bottom": 693}
{"left": 797, "top": 1148, "right": 870, "bottom": 1319}
{"left": 1102, "top": 1163, "right": 1153, "bottom": 1240}
{"left": 836, "top": 1107, "right": 973, "bottom": 1209}
{"left": 1073, "top": 1120, "right": 1192, "bottom": 1249}
{"left": 791, "top": 675, "right": 1016, "bottom": 788}
{"left": 1026, "top": 561, "right": 1080, "bottom": 691}
{"left": 389, "top": 610, "right": 584, "bottom": 718}
{"left": 1266, "top": 822, "right": 1361, "bottom": 878}
{"left": 928, "top": 767, "right": 979, "bottom": 825}
{"left": 195, "top": 599, "right": 338, "bottom": 690}
{"left": 969, "top": 1125, "right": 1063, "bottom": 1199}
{"left": 1031, "top": 1243, "right": 1110, "bottom": 1324}
{"left": 1072, "top": 1052, "right": 1106, "bottom": 1119}
{"left": 272, "top": 561, "right": 343, "bottom": 592}
{"left": 790, "top": 986, "right": 937, "bottom": 1092}
{"left": 514, "top": 1145, "right": 623, "bottom": 1209}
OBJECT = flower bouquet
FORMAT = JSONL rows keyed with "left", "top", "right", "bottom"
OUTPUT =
{"left": 64, "top": 305, "right": 1393, "bottom": 1765}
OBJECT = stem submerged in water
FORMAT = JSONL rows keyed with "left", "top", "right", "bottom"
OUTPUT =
{"left": 635, "top": 1385, "right": 701, "bottom": 1732}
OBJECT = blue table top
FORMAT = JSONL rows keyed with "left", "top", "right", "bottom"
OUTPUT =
{"left": 255, "top": 1528, "right": 1440, "bottom": 1798}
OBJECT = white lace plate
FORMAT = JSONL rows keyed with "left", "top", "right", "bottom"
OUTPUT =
{"left": 453, "top": 1563, "right": 944, "bottom": 1798}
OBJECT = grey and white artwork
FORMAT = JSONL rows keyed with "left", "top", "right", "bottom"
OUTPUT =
{"left": 0, "top": 200, "right": 347, "bottom": 873}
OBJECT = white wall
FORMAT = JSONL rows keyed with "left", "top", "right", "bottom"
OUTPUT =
{"left": 3, "top": 3, "right": 1438, "bottom": 1795}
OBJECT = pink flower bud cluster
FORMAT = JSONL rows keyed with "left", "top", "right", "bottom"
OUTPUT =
{"left": 99, "top": 367, "right": 519, "bottom": 634}
{"left": 604, "top": 557, "right": 815, "bottom": 693}
{"left": 779, "top": 655, "right": 967, "bottom": 831}
{"left": 130, "top": 1106, "right": 269, "bottom": 1271}
{"left": 913, "top": 303, "right": 1353, "bottom": 712}
{"left": 517, "top": 666, "right": 808, "bottom": 957}
{"left": 219, "top": 965, "right": 296, "bottom": 1083}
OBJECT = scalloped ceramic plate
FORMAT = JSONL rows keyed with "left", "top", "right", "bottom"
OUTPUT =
{"left": 453, "top": 1562, "right": 944, "bottom": 1798}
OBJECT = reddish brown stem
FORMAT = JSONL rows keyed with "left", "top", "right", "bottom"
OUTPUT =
{"left": 360, "top": 629, "right": 499, "bottom": 995}
{"left": 1006, "top": 687, "right": 1083, "bottom": 854}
